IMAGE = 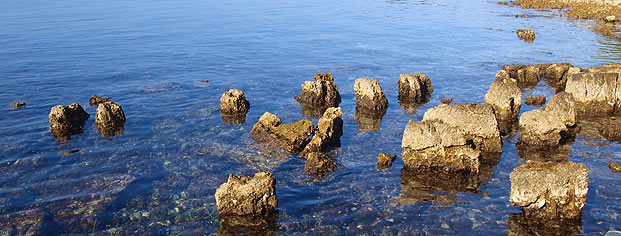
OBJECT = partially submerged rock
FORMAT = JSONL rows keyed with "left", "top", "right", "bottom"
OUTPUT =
{"left": 599, "top": 121, "right": 621, "bottom": 142}
{"left": 564, "top": 72, "right": 619, "bottom": 115}
{"left": 377, "top": 152, "right": 396, "bottom": 170}
{"left": 304, "top": 152, "right": 337, "bottom": 177}
{"left": 524, "top": 95, "right": 546, "bottom": 106}
{"left": 49, "top": 103, "right": 90, "bottom": 140}
{"left": 95, "top": 102, "right": 126, "bottom": 136}
{"left": 250, "top": 112, "right": 282, "bottom": 141}
{"left": 518, "top": 92, "right": 577, "bottom": 146}
{"left": 485, "top": 80, "right": 522, "bottom": 122}
{"left": 303, "top": 107, "right": 343, "bottom": 153}
{"left": 216, "top": 212, "right": 279, "bottom": 236}
{"left": 215, "top": 172, "right": 277, "bottom": 216}
{"left": 506, "top": 212, "right": 582, "bottom": 236}
{"left": 502, "top": 63, "right": 574, "bottom": 90}
{"left": 398, "top": 73, "right": 433, "bottom": 104}
{"left": 609, "top": 162, "right": 621, "bottom": 172}
{"left": 510, "top": 161, "right": 588, "bottom": 220}
{"left": 401, "top": 120, "right": 480, "bottom": 173}
{"left": 220, "top": 89, "right": 250, "bottom": 114}
{"left": 250, "top": 112, "right": 314, "bottom": 154}
{"left": 295, "top": 73, "right": 341, "bottom": 117}
{"left": 422, "top": 103, "right": 502, "bottom": 153}
{"left": 12, "top": 101, "right": 27, "bottom": 109}
{"left": 89, "top": 95, "right": 110, "bottom": 106}
{"left": 354, "top": 78, "right": 388, "bottom": 113}
{"left": 517, "top": 29, "right": 535, "bottom": 43}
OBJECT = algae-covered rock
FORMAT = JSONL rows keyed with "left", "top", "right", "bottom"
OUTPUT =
{"left": 49, "top": 103, "right": 90, "bottom": 140}
{"left": 303, "top": 107, "right": 343, "bottom": 153}
{"left": 377, "top": 152, "right": 396, "bottom": 170}
{"left": 215, "top": 172, "right": 277, "bottom": 216}
{"left": 304, "top": 152, "right": 337, "bottom": 177}
{"left": 12, "top": 101, "right": 27, "bottom": 109}
{"left": 95, "top": 102, "right": 126, "bottom": 136}
{"left": 398, "top": 73, "right": 433, "bottom": 104}
{"left": 354, "top": 78, "right": 388, "bottom": 113}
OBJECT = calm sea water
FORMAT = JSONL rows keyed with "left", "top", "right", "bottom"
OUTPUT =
{"left": 1, "top": 0, "right": 620, "bottom": 235}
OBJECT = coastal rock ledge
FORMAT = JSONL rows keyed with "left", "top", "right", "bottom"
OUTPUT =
{"left": 215, "top": 172, "right": 278, "bottom": 216}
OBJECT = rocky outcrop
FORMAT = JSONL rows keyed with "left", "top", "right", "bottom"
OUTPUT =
{"left": 510, "top": 161, "right": 588, "bottom": 220}
{"left": 220, "top": 89, "right": 250, "bottom": 114}
{"left": 215, "top": 172, "right": 277, "bottom": 216}
{"left": 517, "top": 29, "right": 535, "bottom": 43}
{"left": 304, "top": 152, "right": 337, "bottom": 177}
{"left": 495, "top": 70, "right": 517, "bottom": 85}
{"left": 95, "top": 102, "right": 126, "bottom": 136}
{"left": 524, "top": 95, "right": 546, "bottom": 106}
{"left": 422, "top": 103, "right": 502, "bottom": 153}
{"left": 503, "top": 63, "right": 574, "bottom": 90}
{"left": 354, "top": 78, "right": 388, "bottom": 113}
{"left": 49, "top": 103, "right": 90, "bottom": 140}
{"left": 564, "top": 72, "right": 619, "bottom": 115}
{"left": 485, "top": 80, "right": 522, "bottom": 124}
{"left": 250, "top": 112, "right": 314, "bottom": 154}
{"left": 377, "top": 152, "right": 396, "bottom": 170}
{"left": 398, "top": 73, "right": 433, "bottom": 104}
{"left": 401, "top": 120, "right": 480, "bottom": 173}
{"left": 303, "top": 107, "right": 343, "bottom": 153}
{"left": 89, "top": 95, "right": 110, "bottom": 106}
{"left": 518, "top": 92, "right": 577, "bottom": 146}
{"left": 294, "top": 73, "right": 341, "bottom": 117}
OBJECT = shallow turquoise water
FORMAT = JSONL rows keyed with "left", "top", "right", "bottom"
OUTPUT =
{"left": 0, "top": 0, "right": 620, "bottom": 234}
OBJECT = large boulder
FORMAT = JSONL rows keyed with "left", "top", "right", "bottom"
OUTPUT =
{"left": 564, "top": 72, "right": 618, "bottom": 115}
{"left": 518, "top": 92, "right": 577, "bottom": 146}
{"left": 215, "top": 172, "right": 277, "bottom": 216}
{"left": 510, "top": 161, "right": 588, "bottom": 220}
{"left": 398, "top": 73, "right": 433, "bottom": 104}
{"left": 303, "top": 107, "right": 343, "bottom": 153}
{"left": 401, "top": 120, "right": 480, "bottom": 173}
{"left": 304, "top": 152, "right": 337, "bottom": 177}
{"left": 354, "top": 78, "right": 388, "bottom": 113}
{"left": 422, "top": 103, "right": 502, "bottom": 153}
{"left": 485, "top": 80, "right": 522, "bottom": 122}
{"left": 49, "top": 103, "right": 90, "bottom": 140}
{"left": 294, "top": 73, "right": 341, "bottom": 117}
{"left": 220, "top": 89, "right": 250, "bottom": 114}
{"left": 95, "top": 102, "right": 126, "bottom": 136}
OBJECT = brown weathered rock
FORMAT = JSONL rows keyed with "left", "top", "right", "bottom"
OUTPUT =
{"left": 485, "top": 80, "right": 522, "bottom": 122}
{"left": 441, "top": 98, "right": 453, "bottom": 104}
{"left": 524, "top": 95, "right": 546, "bottom": 106}
{"left": 541, "top": 63, "right": 573, "bottom": 91}
{"left": 215, "top": 172, "right": 277, "bottom": 216}
{"left": 377, "top": 152, "right": 396, "bottom": 170}
{"left": 422, "top": 103, "right": 502, "bottom": 153}
{"left": 517, "top": 29, "right": 535, "bottom": 43}
{"left": 95, "top": 102, "right": 126, "bottom": 136}
{"left": 220, "top": 89, "right": 250, "bottom": 114}
{"left": 295, "top": 74, "right": 341, "bottom": 117}
{"left": 398, "top": 73, "right": 433, "bottom": 104}
{"left": 303, "top": 107, "right": 343, "bottom": 153}
{"left": 517, "top": 65, "right": 541, "bottom": 87}
{"left": 250, "top": 112, "right": 282, "bottom": 141}
{"left": 519, "top": 92, "right": 576, "bottom": 146}
{"left": 565, "top": 72, "right": 618, "bottom": 115}
{"left": 401, "top": 120, "right": 480, "bottom": 173}
{"left": 89, "top": 95, "right": 110, "bottom": 106}
{"left": 599, "top": 121, "right": 621, "bottom": 142}
{"left": 510, "top": 161, "right": 588, "bottom": 220}
{"left": 609, "top": 162, "right": 621, "bottom": 172}
{"left": 273, "top": 120, "right": 314, "bottom": 154}
{"left": 12, "top": 101, "right": 27, "bottom": 109}
{"left": 354, "top": 78, "right": 388, "bottom": 113}
{"left": 496, "top": 70, "right": 517, "bottom": 85}
{"left": 49, "top": 103, "right": 90, "bottom": 140}
{"left": 304, "top": 152, "right": 337, "bottom": 177}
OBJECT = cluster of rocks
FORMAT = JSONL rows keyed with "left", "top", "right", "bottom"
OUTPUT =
{"left": 48, "top": 98, "right": 126, "bottom": 141}
{"left": 516, "top": 29, "right": 535, "bottom": 43}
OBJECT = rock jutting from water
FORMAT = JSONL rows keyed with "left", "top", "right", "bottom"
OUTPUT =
{"left": 95, "top": 102, "right": 126, "bottom": 136}
{"left": 564, "top": 71, "right": 619, "bottom": 115}
{"left": 250, "top": 112, "right": 314, "bottom": 154}
{"left": 398, "top": 73, "right": 433, "bottom": 104}
{"left": 599, "top": 121, "right": 621, "bottom": 142}
{"left": 377, "top": 152, "right": 396, "bottom": 170}
{"left": 89, "top": 95, "right": 110, "bottom": 106}
{"left": 518, "top": 92, "right": 577, "bottom": 146}
{"left": 304, "top": 152, "right": 337, "bottom": 177}
{"left": 220, "top": 89, "right": 250, "bottom": 125}
{"left": 49, "top": 103, "right": 90, "bottom": 140}
{"left": 609, "top": 162, "right": 621, "bottom": 172}
{"left": 354, "top": 78, "right": 388, "bottom": 113}
{"left": 401, "top": 120, "right": 480, "bottom": 173}
{"left": 294, "top": 73, "right": 341, "bottom": 117}
{"left": 422, "top": 103, "right": 502, "bottom": 153}
{"left": 12, "top": 101, "right": 27, "bottom": 109}
{"left": 302, "top": 107, "right": 343, "bottom": 153}
{"left": 502, "top": 63, "right": 574, "bottom": 90}
{"left": 516, "top": 29, "right": 535, "bottom": 43}
{"left": 510, "top": 160, "right": 588, "bottom": 220}
{"left": 524, "top": 95, "right": 546, "bottom": 106}
{"left": 215, "top": 172, "right": 278, "bottom": 216}
{"left": 484, "top": 79, "right": 522, "bottom": 135}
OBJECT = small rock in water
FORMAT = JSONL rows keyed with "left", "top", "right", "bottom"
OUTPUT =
{"left": 294, "top": 73, "right": 341, "bottom": 117}
{"left": 95, "top": 102, "right": 126, "bottom": 136}
{"left": 377, "top": 152, "right": 396, "bottom": 170}
{"left": 60, "top": 149, "right": 81, "bottom": 155}
{"left": 12, "top": 101, "right": 27, "bottom": 108}
{"left": 215, "top": 172, "right": 277, "bottom": 215}
{"left": 398, "top": 73, "right": 433, "bottom": 104}
{"left": 441, "top": 98, "right": 453, "bottom": 104}
{"left": 89, "top": 95, "right": 110, "bottom": 106}
{"left": 220, "top": 89, "right": 250, "bottom": 114}
{"left": 354, "top": 78, "right": 388, "bottom": 113}
{"left": 518, "top": 92, "right": 576, "bottom": 146}
{"left": 609, "top": 162, "right": 621, "bottom": 173}
{"left": 303, "top": 107, "right": 343, "bottom": 153}
{"left": 517, "top": 29, "right": 535, "bottom": 43}
{"left": 524, "top": 96, "right": 546, "bottom": 106}
{"left": 49, "top": 103, "right": 90, "bottom": 141}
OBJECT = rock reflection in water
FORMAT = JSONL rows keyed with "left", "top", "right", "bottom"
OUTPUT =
{"left": 216, "top": 213, "right": 280, "bottom": 236}
{"left": 221, "top": 112, "right": 247, "bottom": 125}
{"left": 576, "top": 115, "right": 621, "bottom": 142}
{"left": 398, "top": 101, "right": 421, "bottom": 114}
{"left": 354, "top": 107, "right": 386, "bottom": 132}
{"left": 506, "top": 213, "right": 582, "bottom": 236}
{"left": 516, "top": 141, "right": 573, "bottom": 162}
{"left": 399, "top": 168, "right": 479, "bottom": 204}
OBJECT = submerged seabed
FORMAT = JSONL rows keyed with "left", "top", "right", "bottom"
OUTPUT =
{"left": 0, "top": 0, "right": 620, "bottom": 235}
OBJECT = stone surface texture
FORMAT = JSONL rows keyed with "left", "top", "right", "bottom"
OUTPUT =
{"left": 485, "top": 80, "right": 522, "bottom": 121}
{"left": 49, "top": 103, "right": 90, "bottom": 139}
{"left": 354, "top": 78, "right": 388, "bottom": 112}
{"left": 518, "top": 92, "right": 577, "bottom": 146}
{"left": 215, "top": 172, "right": 277, "bottom": 216}
{"left": 220, "top": 89, "right": 250, "bottom": 114}
{"left": 303, "top": 107, "right": 343, "bottom": 153}
{"left": 398, "top": 73, "right": 433, "bottom": 103}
